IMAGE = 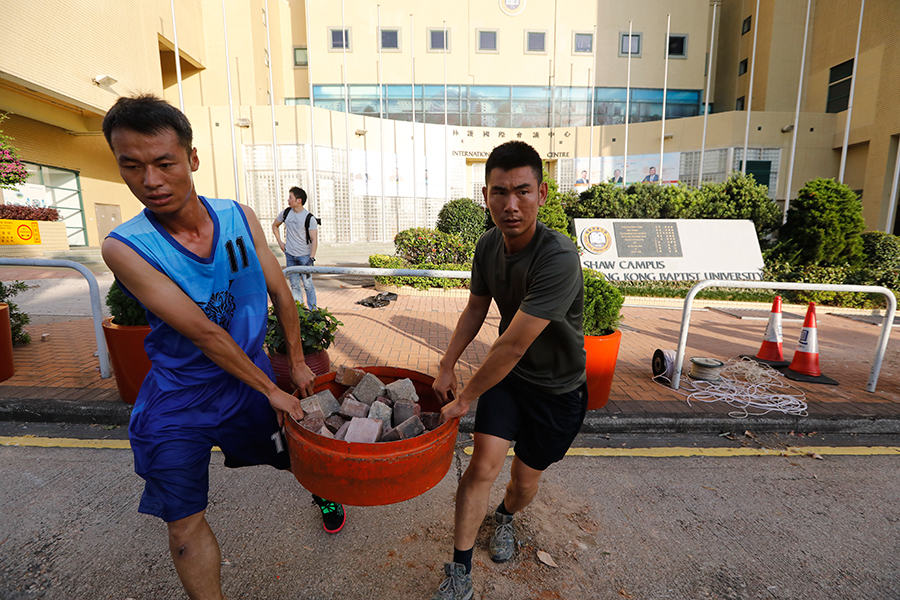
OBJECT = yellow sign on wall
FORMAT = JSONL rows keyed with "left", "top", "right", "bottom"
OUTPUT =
{"left": 0, "top": 219, "right": 42, "bottom": 245}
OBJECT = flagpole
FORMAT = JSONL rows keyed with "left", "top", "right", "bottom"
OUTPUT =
{"left": 410, "top": 14, "right": 418, "bottom": 227}
{"left": 263, "top": 0, "right": 280, "bottom": 208}
{"left": 784, "top": 0, "right": 811, "bottom": 223}
{"left": 839, "top": 0, "right": 865, "bottom": 183}
{"left": 659, "top": 13, "right": 670, "bottom": 183}
{"left": 742, "top": 0, "right": 760, "bottom": 174}
{"left": 378, "top": 5, "right": 386, "bottom": 240}
{"left": 341, "top": 0, "right": 352, "bottom": 240}
{"left": 623, "top": 20, "right": 633, "bottom": 185}
{"left": 221, "top": 0, "right": 240, "bottom": 202}
{"left": 588, "top": 24, "right": 597, "bottom": 184}
{"left": 303, "top": 0, "right": 318, "bottom": 216}
{"left": 698, "top": 1, "right": 717, "bottom": 187}
{"left": 169, "top": 0, "right": 184, "bottom": 111}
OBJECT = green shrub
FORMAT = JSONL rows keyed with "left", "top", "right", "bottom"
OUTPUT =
{"left": 693, "top": 173, "right": 781, "bottom": 239}
{"left": 861, "top": 231, "right": 900, "bottom": 270}
{"left": 538, "top": 185, "right": 575, "bottom": 243}
{"left": 774, "top": 178, "right": 865, "bottom": 266}
{"left": 582, "top": 269, "right": 624, "bottom": 336}
{"left": 436, "top": 198, "right": 486, "bottom": 246}
{"left": 0, "top": 280, "right": 31, "bottom": 345}
{"left": 105, "top": 280, "right": 148, "bottom": 326}
{"left": 368, "top": 254, "right": 469, "bottom": 289}
{"left": 763, "top": 259, "right": 892, "bottom": 308}
{"left": 394, "top": 227, "right": 472, "bottom": 264}
{"left": 564, "top": 183, "right": 631, "bottom": 219}
{"left": 265, "top": 303, "right": 342, "bottom": 355}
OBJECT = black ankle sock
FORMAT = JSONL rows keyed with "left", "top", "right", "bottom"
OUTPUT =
{"left": 453, "top": 547, "right": 473, "bottom": 574}
{"left": 496, "top": 501, "right": 513, "bottom": 516}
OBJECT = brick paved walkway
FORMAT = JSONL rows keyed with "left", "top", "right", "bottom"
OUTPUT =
{"left": 2, "top": 278, "right": 898, "bottom": 422}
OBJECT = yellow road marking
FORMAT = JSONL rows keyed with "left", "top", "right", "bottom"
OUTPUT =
{"left": 463, "top": 445, "right": 900, "bottom": 458}
{"left": 0, "top": 436, "right": 221, "bottom": 452}
{"left": 2, "top": 436, "right": 897, "bottom": 458}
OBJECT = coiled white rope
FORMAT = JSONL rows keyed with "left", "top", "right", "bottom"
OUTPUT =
{"left": 655, "top": 357, "right": 808, "bottom": 418}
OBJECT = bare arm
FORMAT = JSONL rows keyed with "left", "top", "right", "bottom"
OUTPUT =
{"left": 440, "top": 308, "right": 549, "bottom": 421}
{"left": 308, "top": 228, "right": 318, "bottom": 260}
{"left": 241, "top": 204, "right": 315, "bottom": 399}
{"left": 101, "top": 235, "right": 304, "bottom": 423}
{"left": 433, "top": 292, "right": 492, "bottom": 404}
{"left": 271, "top": 218, "right": 285, "bottom": 252}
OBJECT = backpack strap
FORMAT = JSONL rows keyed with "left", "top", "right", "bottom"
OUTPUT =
{"left": 281, "top": 207, "right": 291, "bottom": 221}
{"left": 305, "top": 212, "right": 314, "bottom": 245}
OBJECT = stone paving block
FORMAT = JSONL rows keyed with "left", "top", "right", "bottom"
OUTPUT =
{"left": 317, "top": 425, "right": 334, "bottom": 439}
{"left": 420, "top": 412, "right": 442, "bottom": 430}
{"left": 337, "top": 388, "right": 357, "bottom": 403}
{"left": 367, "top": 400, "right": 393, "bottom": 433}
{"left": 335, "top": 365, "right": 366, "bottom": 386}
{"left": 375, "top": 394, "right": 393, "bottom": 407}
{"left": 383, "top": 415, "right": 425, "bottom": 441}
{"left": 352, "top": 373, "right": 386, "bottom": 405}
{"left": 339, "top": 396, "right": 370, "bottom": 419}
{"left": 384, "top": 378, "right": 418, "bottom": 404}
{"left": 344, "top": 416, "right": 383, "bottom": 443}
{"left": 300, "top": 390, "right": 340, "bottom": 418}
{"left": 325, "top": 414, "right": 348, "bottom": 433}
{"left": 299, "top": 410, "right": 325, "bottom": 433}
{"left": 334, "top": 420, "right": 351, "bottom": 441}
{"left": 392, "top": 400, "right": 421, "bottom": 427}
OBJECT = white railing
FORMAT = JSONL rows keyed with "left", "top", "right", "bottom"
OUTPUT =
{"left": 0, "top": 258, "right": 111, "bottom": 378}
{"left": 672, "top": 280, "right": 896, "bottom": 393}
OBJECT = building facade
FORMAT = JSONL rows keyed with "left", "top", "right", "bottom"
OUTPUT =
{"left": 0, "top": 0, "right": 897, "bottom": 248}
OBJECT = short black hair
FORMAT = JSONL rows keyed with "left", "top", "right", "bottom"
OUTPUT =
{"left": 289, "top": 186, "right": 307, "bottom": 204}
{"left": 484, "top": 141, "right": 543, "bottom": 185}
{"left": 102, "top": 94, "right": 193, "bottom": 156}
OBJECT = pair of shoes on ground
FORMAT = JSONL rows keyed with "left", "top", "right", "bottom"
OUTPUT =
{"left": 356, "top": 291, "right": 398, "bottom": 308}
{"left": 433, "top": 512, "right": 515, "bottom": 599}
{"left": 311, "top": 494, "right": 345, "bottom": 533}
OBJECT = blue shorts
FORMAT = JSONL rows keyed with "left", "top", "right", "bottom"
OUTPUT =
{"left": 474, "top": 373, "right": 587, "bottom": 471}
{"left": 129, "top": 353, "right": 289, "bottom": 522}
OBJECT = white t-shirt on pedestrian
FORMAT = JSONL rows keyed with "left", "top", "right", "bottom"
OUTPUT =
{"left": 276, "top": 207, "right": 317, "bottom": 257}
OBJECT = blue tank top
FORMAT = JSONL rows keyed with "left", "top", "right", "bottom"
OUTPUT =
{"left": 108, "top": 197, "right": 268, "bottom": 391}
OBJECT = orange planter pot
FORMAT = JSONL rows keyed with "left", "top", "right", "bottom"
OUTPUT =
{"left": 283, "top": 366, "right": 459, "bottom": 506}
{"left": 0, "top": 304, "right": 14, "bottom": 383}
{"left": 584, "top": 329, "right": 622, "bottom": 410}
{"left": 268, "top": 349, "right": 331, "bottom": 392}
{"left": 102, "top": 318, "right": 151, "bottom": 405}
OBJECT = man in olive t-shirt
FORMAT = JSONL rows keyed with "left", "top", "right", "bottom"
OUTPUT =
{"left": 431, "top": 141, "right": 586, "bottom": 600}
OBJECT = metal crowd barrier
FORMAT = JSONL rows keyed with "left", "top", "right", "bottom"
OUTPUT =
{"left": 672, "top": 280, "right": 896, "bottom": 393}
{"left": 0, "top": 258, "right": 111, "bottom": 378}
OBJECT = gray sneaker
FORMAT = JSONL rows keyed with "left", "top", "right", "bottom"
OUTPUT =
{"left": 489, "top": 512, "right": 515, "bottom": 563}
{"left": 432, "top": 562, "right": 473, "bottom": 600}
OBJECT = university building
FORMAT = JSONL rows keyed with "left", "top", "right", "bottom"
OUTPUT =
{"left": 0, "top": 0, "right": 897, "bottom": 248}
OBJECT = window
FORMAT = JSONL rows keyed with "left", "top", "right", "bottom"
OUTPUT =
{"left": 329, "top": 28, "right": 350, "bottom": 50}
{"left": 573, "top": 32, "right": 593, "bottom": 54}
{"left": 477, "top": 30, "right": 497, "bottom": 52}
{"left": 293, "top": 47, "right": 308, "bottom": 67}
{"left": 668, "top": 34, "right": 687, "bottom": 57}
{"left": 428, "top": 28, "right": 449, "bottom": 51}
{"left": 742, "top": 16, "right": 752, "bottom": 35}
{"left": 380, "top": 28, "right": 399, "bottom": 50}
{"left": 827, "top": 59, "right": 854, "bottom": 113}
{"left": 736, "top": 96, "right": 745, "bottom": 111}
{"left": 526, "top": 31, "right": 546, "bottom": 53}
{"left": 619, "top": 32, "right": 641, "bottom": 56}
{"left": 738, "top": 58, "right": 748, "bottom": 76}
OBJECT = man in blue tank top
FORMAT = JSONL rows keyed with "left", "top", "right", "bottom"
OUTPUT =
{"left": 100, "top": 95, "right": 344, "bottom": 599}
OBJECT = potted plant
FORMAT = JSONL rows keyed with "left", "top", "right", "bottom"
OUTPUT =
{"left": 265, "top": 302, "right": 343, "bottom": 391}
{"left": 582, "top": 269, "right": 624, "bottom": 410}
{"left": 102, "top": 280, "right": 151, "bottom": 404}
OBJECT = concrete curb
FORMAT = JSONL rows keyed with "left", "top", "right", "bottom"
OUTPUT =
{"left": 2, "top": 398, "right": 897, "bottom": 435}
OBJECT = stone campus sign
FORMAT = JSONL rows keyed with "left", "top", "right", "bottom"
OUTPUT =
{"left": 573, "top": 219, "right": 764, "bottom": 282}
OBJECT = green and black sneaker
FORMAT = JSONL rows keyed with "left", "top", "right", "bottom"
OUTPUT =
{"left": 311, "top": 494, "right": 346, "bottom": 534}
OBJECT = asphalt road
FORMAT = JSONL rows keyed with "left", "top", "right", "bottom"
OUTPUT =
{"left": 1, "top": 424, "right": 897, "bottom": 600}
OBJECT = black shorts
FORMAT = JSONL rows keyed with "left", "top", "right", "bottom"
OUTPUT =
{"left": 474, "top": 373, "right": 587, "bottom": 471}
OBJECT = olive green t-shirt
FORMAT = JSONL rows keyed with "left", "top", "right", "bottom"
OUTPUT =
{"left": 470, "top": 222, "right": 586, "bottom": 394}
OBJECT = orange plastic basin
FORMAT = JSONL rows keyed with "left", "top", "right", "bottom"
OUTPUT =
{"left": 283, "top": 366, "right": 459, "bottom": 506}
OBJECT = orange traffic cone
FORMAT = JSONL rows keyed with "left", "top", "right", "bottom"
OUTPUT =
{"left": 756, "top": 296, "right": 785, "bottom": 363}
{"left": 787, "top": 302, "right": 822, "bottom": 377}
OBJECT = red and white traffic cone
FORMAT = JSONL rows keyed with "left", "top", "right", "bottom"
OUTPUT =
{"left": 787, "top": 302, "right": 822, "bottom": 377}
{"left": 755, "top": 296, "right": 785, "bottom": 363}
